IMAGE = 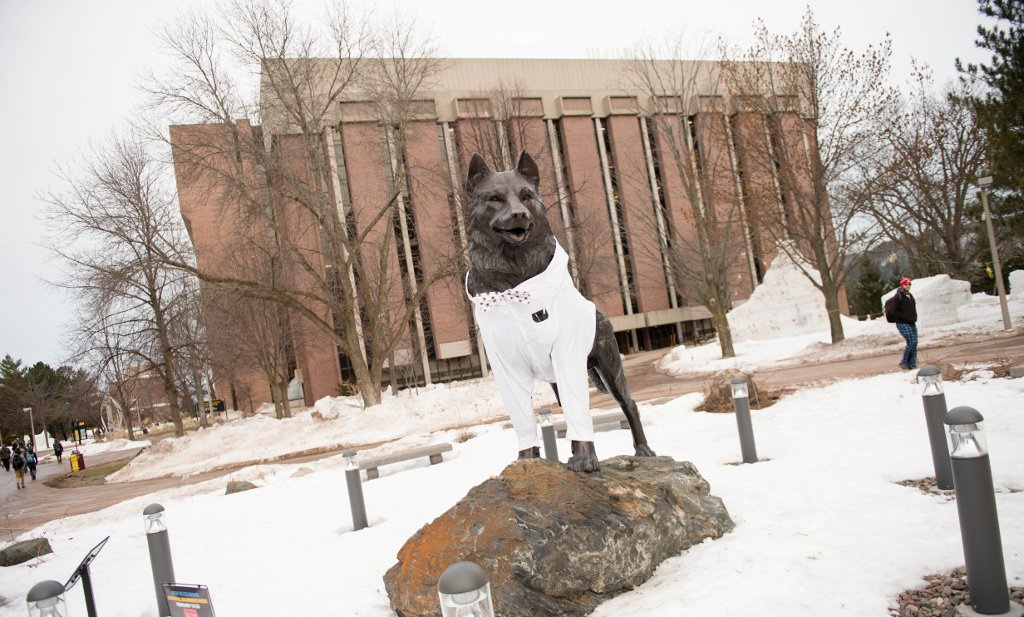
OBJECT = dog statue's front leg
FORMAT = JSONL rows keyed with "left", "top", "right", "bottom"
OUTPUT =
{"left": 518, "top": 446, "right": 540, "bottom": 460}
{"left": 567, "top": 440, "right": 600, "bottom": 472}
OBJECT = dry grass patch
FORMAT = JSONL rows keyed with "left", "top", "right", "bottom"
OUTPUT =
{"left": 43, "top": 459, "right": 130, "bottom": 488}
{"left": 696, "top": 370, "right": 789, "bottom": 413}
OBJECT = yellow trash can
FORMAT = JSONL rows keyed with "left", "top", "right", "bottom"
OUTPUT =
{"left": 69, "top": 452, "right": 82, "bottom": 473}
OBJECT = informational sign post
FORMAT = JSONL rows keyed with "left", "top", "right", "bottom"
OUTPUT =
{"left": 163, "top": 583, "right": 217, "bottom": 617}
{"left": 64, "top": 536, "right": 109, "bottom": 617}
{"left": 202, "top": 399, "right": 226, "bottom": 412}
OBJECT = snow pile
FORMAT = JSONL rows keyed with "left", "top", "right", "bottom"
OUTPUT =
{"left": 726, "top": 249, "right": 852, "bottom": 341}
{"left": 106, "top": 377, "right": 557, "bottom": 482}
{"left": 1010, "top": 269, "right": 1024, "bottom": 296}
{"left": 882, "top": 275, "right": 972, "bottom": 326}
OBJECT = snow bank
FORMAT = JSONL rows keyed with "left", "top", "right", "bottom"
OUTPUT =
{"left": 881, "top": 275, "right": 972, "bottom": 326}
{"left": 1010, "top": 269, "right": 1024, "bottom": 296}
{"left": 726, "top": 249, "right": 839, "bottom": 341}
{"left": 106, "top": 376, "right": 557, "bottom": 482}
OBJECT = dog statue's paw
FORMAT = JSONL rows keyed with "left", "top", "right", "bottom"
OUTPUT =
{"left": 517, "top": 446, "right": 541, "bottom": 460}
{"left": 566, "top": 441, "right": 600, "bottom": 473}
{"left": 634, "top": 443, "right": 657, "bottom": 457}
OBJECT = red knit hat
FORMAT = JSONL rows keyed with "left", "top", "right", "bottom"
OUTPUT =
{"left": 900, "top": 277, "right": 911, "bottom": 287}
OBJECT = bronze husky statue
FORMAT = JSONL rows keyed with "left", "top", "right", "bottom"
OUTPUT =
{"left": 465, "top": 151, "right": 656, "bottom": 472}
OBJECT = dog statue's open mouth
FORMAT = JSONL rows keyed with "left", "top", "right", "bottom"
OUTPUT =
{"left": 494, "top": 223, "right": 532, "bottom": 243}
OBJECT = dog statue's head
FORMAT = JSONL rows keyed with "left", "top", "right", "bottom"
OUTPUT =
{"left": 465, "top": 151, "right": 552, "bottom": 253}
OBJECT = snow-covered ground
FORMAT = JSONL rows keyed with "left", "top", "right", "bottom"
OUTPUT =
{"left": 1, "top": 266, "right": 1021, "bottom": 615}
{"left": 2, "top": 368, "right": 1022, "bottom": 616}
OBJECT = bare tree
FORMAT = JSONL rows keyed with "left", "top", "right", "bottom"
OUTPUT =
{"left": 170, "top": 280, "right": 215, "bottom": 427}
{"left": 721, "top": 8, "right": 895, "bottom": 343}
{"left": 44, "top": 132, "right": 194, "bottom": 437}
{"left": 623, "top": 39, "right": 748, "bottom": 357}
{"left": 70, "top": 306, "right": 145, "bottom": 440}
{"left": 146, "top": 1, "right": 462, "bottom": 407}
{"left": 859, "top": 68, "right": 988, "bottom": 279}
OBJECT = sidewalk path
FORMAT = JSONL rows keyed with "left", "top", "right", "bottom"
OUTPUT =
{"left": 2, "top": 330, "right": 1021, "bottom": 543}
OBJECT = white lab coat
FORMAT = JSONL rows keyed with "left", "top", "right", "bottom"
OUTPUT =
{"left": 468, "top": 242, "right": 596, "bottom": 449}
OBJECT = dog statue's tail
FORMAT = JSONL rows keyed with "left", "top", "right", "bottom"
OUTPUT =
{"left": 588, "top": 366, "right": 610, "bottom": 395}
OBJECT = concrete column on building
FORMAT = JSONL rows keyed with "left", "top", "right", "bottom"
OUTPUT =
{"left": 545, "top": 119, "right": 578, "bottom": 280}
{"left": 639, "top": 116, "right": 684, "bottom": 343}
{"left": 385, "top": 125, "right": 433, "bottom": 385}
{"left": 442, "top": 122, "right": 489, "bottom": 377}
{"left": 723, "top": 115, "right": 759, "bottom": 292}
{"left": 762, "top": 120, "right": 788, "bottom": 240}
{"left": 594, "top": 117, "right": 639, "bottom": 351}
{"left": 496, "top": 120, "right": 512, "bottom": 169}
{"left": 322, "top": 127, "right": 368, "bottom": 367}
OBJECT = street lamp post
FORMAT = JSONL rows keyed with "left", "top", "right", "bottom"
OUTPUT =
{"left": 978, "top": 176, "right": 1012, "bottom": 331}
{"left": 23, "top": 407, "right": 35, "bottom": 451}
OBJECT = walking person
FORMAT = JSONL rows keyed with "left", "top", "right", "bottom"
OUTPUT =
{"left": 11, "top": 447, "right": 26, "bottom": 489}
{"left": 889, "top": 277, "right": 918, "bottom": 370}
{"left": 25, "top": 446, "right": 38, "bottom": 481}
{"left": 0, "top": 443, "right": 9, "bottom": 472}
{"left": 53, "top": 439, "right": 63, "bottom": 464}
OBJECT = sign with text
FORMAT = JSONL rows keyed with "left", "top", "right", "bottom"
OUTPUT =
{"left": 201, "top": 399, "right": 226, "bottom": 412}
{"left": 163, "top": 583, "right": 216, "bottom": 617}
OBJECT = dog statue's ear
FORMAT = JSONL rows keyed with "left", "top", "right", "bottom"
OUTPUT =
{"left": 515, "top": 150, "right": 540, "bottom": 188}
{"left": 466, "top": 153, "right": 491, "bottom": 194}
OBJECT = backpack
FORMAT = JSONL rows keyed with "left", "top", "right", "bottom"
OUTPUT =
{"left": 11, "top": 453, "right": 24, "bottom": 471}
{"left": 884, "top": 294, "right": 898, "bottom": 323}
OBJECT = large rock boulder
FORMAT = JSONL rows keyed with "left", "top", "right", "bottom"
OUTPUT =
{"left": 384, "top": 456, "right": 733, "bottom": 617}
{"left": 0, "top": 537, "right": 53, "bottom": 566}
{"left": 224, "top": 480, "right": 257, "bottom": 495}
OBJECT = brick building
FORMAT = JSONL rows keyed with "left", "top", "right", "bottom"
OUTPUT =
{"left": 172, "top": 58, "right": 841, "bottom": 411}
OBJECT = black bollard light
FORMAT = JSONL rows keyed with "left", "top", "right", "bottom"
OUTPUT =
{"left": 539, "top": 408, "right": 558, "bottom": 462}
{"left": 945, "top": 407, "right": 1023, "bottom": 616}
{"left": 730, "top": 376, "right": 758, "bottom": 464}
{"left": 26, "top": 580, "right": 68, "bottom": 617}
{"left": 438, "top": 561, "right": 496, "bottom": 617}
{"left": 917, "top": 366, "right": 954, "bottom": 490}
{"left": 143, "top": 503, "right": 176, "bottom": 617}
{"left": 343, "top": 450, "right": 368, "bottom": 531}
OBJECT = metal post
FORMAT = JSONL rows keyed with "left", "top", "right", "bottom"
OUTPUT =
{"left": 539, "top": 408, "right": 558, "bottom": 462}
{"left": 344, "top": 450, "right": 368, "bottom": 531}
{"left": 730, "top": 377, "right": 758, "bottom": 464}
{"left": 917, "top": 366, "right": 953, "bottom": 490}
{"left": 944, "top": 406, "right": 1023, "bottom": 616}
{"left": 143, "top": 504, "right": 175, "bottom": 617}
{"left": 23, "top": 407, "right": 35, "bottom": 451}
{"left": 80, "top": 564, "right": 98, "bottom": 617}
{"left": 978, "top": 177, "right": 1012, "bottom": 331}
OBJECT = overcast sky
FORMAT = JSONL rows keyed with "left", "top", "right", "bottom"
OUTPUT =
{"left": 0, "top": 0, "right": 990, "bottom": 368}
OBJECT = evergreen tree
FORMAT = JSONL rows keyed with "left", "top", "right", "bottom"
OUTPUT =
{"left": 0, "top": 355, "right": 27, "bottom": 438}
{"left": 958, "top": 0, "right": 1024, "bottom": 272}
{"left": 850, "top": 256, "right": 897, "bottom": 318}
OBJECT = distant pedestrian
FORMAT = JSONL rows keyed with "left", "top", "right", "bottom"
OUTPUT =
{"left": 887, "top": 277, "right": 918, "bottom": 370}
{"left": 11, "top": 448, "right": 26, "bottom": 489}
{"left": 53, "top": 439, "right": 63, "bottom": 464}
{"left": 25, "top": 446, "right": 37, "bottom": 481}
{"left": 0, "top": 443, "right": 9, "bottom": 472}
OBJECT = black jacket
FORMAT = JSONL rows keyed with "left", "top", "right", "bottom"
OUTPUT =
{"left": 893, "top": 289, "right": 917, "bottom": 324}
